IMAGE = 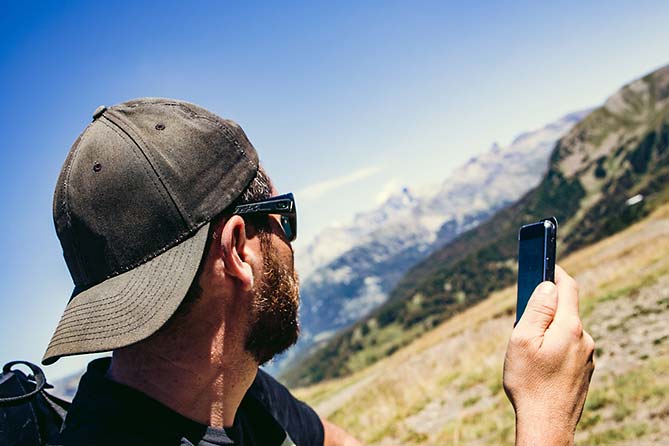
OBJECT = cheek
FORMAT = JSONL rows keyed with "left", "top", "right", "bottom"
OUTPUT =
{"left": 270, "top": 234, "right": 294, "bottom": 267}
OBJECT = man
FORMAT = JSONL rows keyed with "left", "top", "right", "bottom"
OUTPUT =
{"left": 43, "top": 98, "right": 593, "bottom": 446}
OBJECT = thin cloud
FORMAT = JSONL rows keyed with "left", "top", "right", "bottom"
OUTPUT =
{"left": 297, "top": 166, "right": 382, "bottom": 200}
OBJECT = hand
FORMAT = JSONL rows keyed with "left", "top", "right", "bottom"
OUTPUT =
{"left": 503, "top": 265, "right": 595, "bottom": 446}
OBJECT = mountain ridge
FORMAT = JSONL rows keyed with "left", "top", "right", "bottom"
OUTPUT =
{"left": 265, "top": 109, "right": 590, "bottom": 377}
{"left": 282, "top": 64, "right": 669, "bottom": 387}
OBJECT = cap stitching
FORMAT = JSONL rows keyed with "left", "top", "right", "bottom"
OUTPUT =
{"left": 105, "top": 111, "right": 192, "bottom": 223}
{"left": 103, "top": 100, "right": 240, "bottom": 226}
{"left": 54, "top": 254, "right": 158, "bottom": 326}
{"left": 100, "top": 112, "right": 190, "bottom": 222}
{"left": 60, "top": 124, "right": 94, "bottom": 285}
{"left": 124, "top": 100, "right": 256, "bottom": 170}
{"left": 48, "top": 248, "right": 176, "bottom": 343}
{"left": 46, "top": 238, "right": 192, "bottom": 348}
{"left": 62, "top": 99, "right": 255, "bottom": 293}
{"left": 182, "top": 107, "right": 260, "bottom": 212}
{"left": 59, "top": 274, "right": 138, "bottom": 323}
{"left": 54, "top": 235, "right": 188, "bottom": 324}
{"left": 72, "top": 218, "right": 208, "bottom": 297}
{"left": 189, "top": 113, "right": 259, "bottom": 210}
{"left": 193, "top": 114, "right": 257, "bottom": 168}
{"left": 109, "top": 101, "right": 259, "bottom": 226}
{"left": 65, "top": 118, "right": 202, "bottom": 291}
{"left": 50, "top": 248, "right": 176, "bottom": 337}
{"left": 113, "top": 100, "right": 258, "bottom": 208}
{"left": 97, "top": 119, "right": 175, "bottom": 218}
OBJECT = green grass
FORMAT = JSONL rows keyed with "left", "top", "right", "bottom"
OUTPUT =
{"left": 487, "top": 372, "right": 504, "bottom": 395}
{"left": 435, "top": 396, "right": 515, "bottom": 445}
{"left": 462, "top": 395, "right": 481, "bottom": 408}
{"left": 431, "top": 357, "right": 669, "bottom": 446}
{"left": 400, "top": 429, "right": 429, "bottom": 444}
{"left": 581, "top": 268, "right": 666, "bottom": 319}
{"left": 653, "top": 335, "right": 668, "bottom": 345}
{"left": 437, "top": 371, "right": 459, "bottom": 388}
{"left": 457, "top": 368, "right": 489, "bottom": 391}
{"left": 579, "top": 357, "right": 669, "bottom": 444}
{"left": 584, "top": 388, "right": 613, "bottom": 412}
{"left": 344, "top": 322, "right": 425, "bottom": 373}
{"left": 583, "top": 422, "right": 649, "bottom": 445}
{"left": 579, "top": 412, "right": 602, "bottom": 429}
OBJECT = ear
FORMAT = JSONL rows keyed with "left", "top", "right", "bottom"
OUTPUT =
{"left": 216, "top": 215, "right": 255, "bottom": 292}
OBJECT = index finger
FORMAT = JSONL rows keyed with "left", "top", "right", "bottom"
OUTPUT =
{"left": 554, "top": 264, "right": 580, "bottom": 321}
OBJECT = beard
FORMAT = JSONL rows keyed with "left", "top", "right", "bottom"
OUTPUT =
{"left": 244, "top": 233, "right": 300, "bottom": 365}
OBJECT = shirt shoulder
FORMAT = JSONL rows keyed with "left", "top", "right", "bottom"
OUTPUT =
{"left": 245, "top": 369, "right": 324, "bottom": 446}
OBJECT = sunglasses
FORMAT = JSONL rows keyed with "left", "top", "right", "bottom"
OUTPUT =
{"left": 233, "top": 193, "right": 297, "bottom": 242}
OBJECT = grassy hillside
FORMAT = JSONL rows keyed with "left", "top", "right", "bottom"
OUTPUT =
{"left": 283, "top": 65, "right": 669, "bottom": 387}
{"left": 293, "top": 203, "right": 669, "bottom": 445}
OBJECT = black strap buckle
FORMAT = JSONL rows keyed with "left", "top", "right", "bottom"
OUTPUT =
{"left": 1, "top": 360, "right": 47, "bottom": 404}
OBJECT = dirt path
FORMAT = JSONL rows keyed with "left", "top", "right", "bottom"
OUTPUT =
{"left": 314, "top": 370, "right": 383, "bottom": 417}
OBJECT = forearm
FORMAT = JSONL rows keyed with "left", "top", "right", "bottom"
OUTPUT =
{"left": 321, "top": 417, "right": 362, "bottom": 446}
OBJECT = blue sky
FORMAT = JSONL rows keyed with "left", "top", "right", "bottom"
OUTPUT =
{"left": 1, "top": 0, "right": 668, "bottom": 379}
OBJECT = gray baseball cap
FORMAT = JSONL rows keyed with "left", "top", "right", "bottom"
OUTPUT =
{"left": 42, "top": 98, "right": 259, "bottom": 365}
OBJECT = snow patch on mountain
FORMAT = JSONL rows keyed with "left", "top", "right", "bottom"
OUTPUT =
{"left": 339, "top": 276, "right": 386, "bottom": 324}
{"left": 268, "top": 109, "right": 592, "bottom": 377}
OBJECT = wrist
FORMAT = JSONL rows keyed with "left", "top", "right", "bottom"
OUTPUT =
{"left": 515, "top": 412, "right": 575, "bottom": 446}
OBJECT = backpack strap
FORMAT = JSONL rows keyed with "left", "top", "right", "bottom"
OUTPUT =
{"left": 1, "top": 361, "right": 44, "bottom": 444}
{"left": 1, "top": 360, "right": 71, "bottom": 446}
{"left": 1, "top": 361, "right": 47, "bottom": 405}
{"left": 41, "top": 390, "right": 70, "bottom": 421}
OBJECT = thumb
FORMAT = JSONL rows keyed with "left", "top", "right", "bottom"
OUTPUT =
{"left": 516, "top": 281, "right": 558, "bottom": 336}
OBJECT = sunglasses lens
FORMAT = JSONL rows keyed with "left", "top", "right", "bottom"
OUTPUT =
{"left": 280, "top": 215, "right": 296, "bottom": 241}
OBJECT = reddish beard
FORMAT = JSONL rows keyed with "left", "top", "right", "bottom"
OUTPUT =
{"left": 245, "top": 233, "right": 300, "bottom": 364}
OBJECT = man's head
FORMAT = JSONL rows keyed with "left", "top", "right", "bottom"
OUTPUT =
{"left": 169, "top": 166, "right": 301, "bottom": 365}
{"left": 43, "top": 98, "right": 299, "bottom": 366}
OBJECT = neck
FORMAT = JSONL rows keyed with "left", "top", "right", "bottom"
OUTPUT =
{"left": 108, "top": 305, "right": 258, "bottom": 428}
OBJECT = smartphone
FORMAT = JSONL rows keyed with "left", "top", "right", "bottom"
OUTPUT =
{"left": 515, "top": 217, "right": 557, "bottom": 324}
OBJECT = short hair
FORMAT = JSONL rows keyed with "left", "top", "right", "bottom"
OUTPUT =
{"left": 229, "top": 165, "right": 273, "bottom": 216}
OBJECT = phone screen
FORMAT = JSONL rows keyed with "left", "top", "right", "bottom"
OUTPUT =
{"left": 516, "top": 230, "right": 545, "bottom": 323}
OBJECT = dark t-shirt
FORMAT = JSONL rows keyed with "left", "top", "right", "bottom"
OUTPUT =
{"left": 55, "top": 358, "right": 324, "bottom": 446}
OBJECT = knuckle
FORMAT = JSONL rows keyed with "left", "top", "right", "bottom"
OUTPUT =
{"left": 567, "top": 317, "right": 584, "bottom": 337}
{"left": 510, "top": 329, "right": 531, "bottom": 349}
{"left": 584, "top": 331, "right": 595, "bottom": 352}
{"left": 509, "top": 329, "right": 524, "bottom": 346}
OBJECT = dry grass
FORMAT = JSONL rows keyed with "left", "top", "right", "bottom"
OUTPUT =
{"left": 293, "top": 203, "right": 669, "bottom": 445}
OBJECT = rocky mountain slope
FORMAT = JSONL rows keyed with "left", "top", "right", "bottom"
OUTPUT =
{"left": 283, "top": 64, "right": 669, "bottom": 386}
{"left": 294, "top": 202, "right": 669, "bottom": 445}
{"left": 270, "top": 110, "right": 588, "bottom": 375}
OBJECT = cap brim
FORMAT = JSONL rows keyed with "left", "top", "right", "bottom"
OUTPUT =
{"left": 42, "top": 223, "right": 210, "bottom": 365}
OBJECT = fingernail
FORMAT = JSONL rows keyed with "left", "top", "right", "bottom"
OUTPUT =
{"left": 536, "top": 281, "right": 556, "bottom": 294}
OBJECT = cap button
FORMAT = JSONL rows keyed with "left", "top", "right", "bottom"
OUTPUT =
{"left": 92, "top": 105, "right": 107, "bottom": 121}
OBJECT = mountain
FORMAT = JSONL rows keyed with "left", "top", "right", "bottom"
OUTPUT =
{"left": 282, "top": 65, "right": 669, "bottom": 387}
{"left": 293, "top": 203, "right": 669, "bottom": 445}
{"left": 297, "top": 111, "right": 588, "bottom": 280}
{"left": 268, "top": 110, "right": 589, "bottom": 376}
